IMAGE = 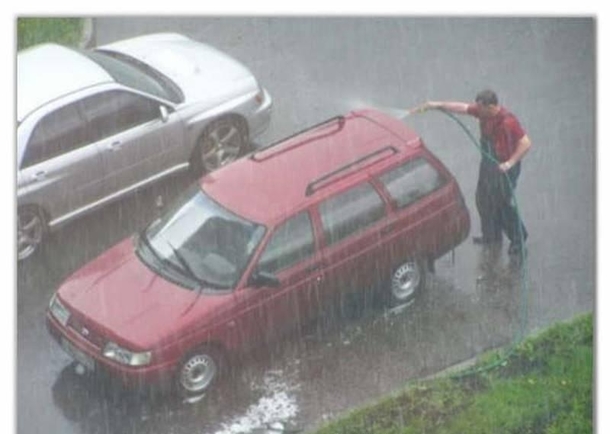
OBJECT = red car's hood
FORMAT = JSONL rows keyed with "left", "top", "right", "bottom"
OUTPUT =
{"left": 57, "top": 238, "right": 228, "bottom": 349}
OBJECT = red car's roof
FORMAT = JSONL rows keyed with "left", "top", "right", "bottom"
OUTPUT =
{"left": 201, "top": 109, "right": 423, "bottom": 224}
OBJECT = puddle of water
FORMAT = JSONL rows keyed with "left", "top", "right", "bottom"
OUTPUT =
{"left": 211, "top": 370, "right": 300, "bottom": 434}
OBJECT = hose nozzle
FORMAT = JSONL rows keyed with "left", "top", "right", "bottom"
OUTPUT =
{"left": 406, "top": 105, "right": 429, "bottom": 116}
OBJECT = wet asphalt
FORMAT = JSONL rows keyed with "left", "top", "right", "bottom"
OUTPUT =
{"left": 16, "top": 17, "right": 595, "bottom": 434}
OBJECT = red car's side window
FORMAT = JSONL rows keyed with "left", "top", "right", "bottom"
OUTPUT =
{"left": 377, "top": 157, "right": 447, "bottom": 209}
{"left": 318, "top": 182, "right": 386, "bottom": 247}
{"left": 257, "top": 211, "right": 315, "bottom": 274}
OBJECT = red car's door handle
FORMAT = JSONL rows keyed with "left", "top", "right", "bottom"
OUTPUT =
{"left": 381, "top": 224, "right": 396, "bottom": 236}
{"left": 304, "top": 263, "right": 323, "bottom": 274}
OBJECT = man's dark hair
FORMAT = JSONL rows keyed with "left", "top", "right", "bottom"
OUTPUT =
{"left": 475, "top": 89, "right": 499, "bottom": 106}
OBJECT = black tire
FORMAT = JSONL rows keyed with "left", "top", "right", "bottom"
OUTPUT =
{"left": 387, "top": 258, "right": 426, "bottom": 308}
{"left": 190, "top": 117, "right": 249, "bottom": 176}
{"left": 176, "top": 345, "right": 226, "bottom": 397}
{"left": 17, "top": 206, "right": 46, "bottom": 261}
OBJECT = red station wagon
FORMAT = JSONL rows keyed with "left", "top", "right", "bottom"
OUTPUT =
{"left": 47, "top": 109, "right": 470, "bottom": 398}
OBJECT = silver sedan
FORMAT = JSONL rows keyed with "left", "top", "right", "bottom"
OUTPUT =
{"left": 17, "top": 33, "right": 273, "bottom": 261}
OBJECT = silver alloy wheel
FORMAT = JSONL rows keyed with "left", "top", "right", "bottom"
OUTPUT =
{"left": 179, "top": 353, "right": 218, "bottom": 393}
{"left": 391, "top": 260, "right": 421, "bottom": 302}
{"left": 199, "top": 121, "right": 245, "bottom": 172}
{"left": 18, "top": 208, "right": 44, "bottom": 261}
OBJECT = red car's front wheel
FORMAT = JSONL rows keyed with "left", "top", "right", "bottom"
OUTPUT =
{"left": 177, "top": 345, "right": 226, "bottom": 397}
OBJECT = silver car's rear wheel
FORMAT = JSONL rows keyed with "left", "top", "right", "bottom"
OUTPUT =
{"left": 177, "top": 347, "right": 224, "bottom": 396}
{"left": 195, "top": 118, "right": 247, "bottom": 174}
{"left": 389, "top": 259, "right": 425, "bottom": 306}
{"left": 18, "top": 207, "right": 45, "bottom": 261}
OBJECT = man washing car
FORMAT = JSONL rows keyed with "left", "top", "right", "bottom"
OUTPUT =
{"left": 416, "top": 89, "right": 532, "bottom": 255}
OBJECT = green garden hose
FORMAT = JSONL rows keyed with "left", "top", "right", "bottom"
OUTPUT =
{"left": 412, "top": 107, "right": 530, "bottom": 378}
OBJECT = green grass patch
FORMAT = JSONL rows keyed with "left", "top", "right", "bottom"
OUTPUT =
{"left": 314, "top": 314, "right": 593, "bottom": 434}
{"left": 17, "top": 17, "right": 84, "bottom": 51}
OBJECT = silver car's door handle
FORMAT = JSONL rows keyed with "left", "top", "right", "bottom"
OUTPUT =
{"left": 32, "top": 171, "right": 46, "bottom": 181}
{"left": 108, "top": 141, "right": 122, "bottom": 151}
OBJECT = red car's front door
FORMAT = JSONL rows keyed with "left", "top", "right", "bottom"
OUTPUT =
{"left": 232, "top": 210, "right": 323, "bottom": 348}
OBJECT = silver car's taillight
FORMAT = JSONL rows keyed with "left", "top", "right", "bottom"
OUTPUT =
{"left": 255, "top": 85, "right": 265, "bottom": 105}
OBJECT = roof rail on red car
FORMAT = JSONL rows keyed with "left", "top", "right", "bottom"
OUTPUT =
{"left": 305, "top": 145, "right": 398, "bottom": 196}
{"left": 250, "top": 116, "right": 345, "bottom": 162}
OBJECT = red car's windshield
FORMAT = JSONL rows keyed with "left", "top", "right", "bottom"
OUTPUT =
{"left": 138, "top": 184, "right": 266, "bottom": 290}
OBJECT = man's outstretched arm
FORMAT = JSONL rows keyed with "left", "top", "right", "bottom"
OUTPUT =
{"left": 412, "top": 101, "right": 470, "bottom": 114}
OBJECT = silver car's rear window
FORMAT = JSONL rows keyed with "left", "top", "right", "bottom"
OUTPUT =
{"left": 84, "top": 49, "right": 183, "bottom": 104}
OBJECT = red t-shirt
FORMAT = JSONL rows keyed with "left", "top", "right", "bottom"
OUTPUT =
{"left": 467, "top": 105, "right": 526, "bottom": 162}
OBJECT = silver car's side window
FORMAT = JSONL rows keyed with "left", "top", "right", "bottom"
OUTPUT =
{"left": 80, "top": 91, "right": 161, "bottom": 142}
{"left": 21, "top": 103, "right": 87, "bottom": 169}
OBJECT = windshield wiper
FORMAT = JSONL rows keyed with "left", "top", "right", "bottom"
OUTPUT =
{"left": 138, "top": 229, "right": 191, "bottom": 282}
{"left": 167, "top": 242, "right": 205, "bottom": 289}
{"left": 138, "top": 228, "right": 167, "bottom": 268}
{"left": 169, "top": 242, "right": 210, "bottom": 315}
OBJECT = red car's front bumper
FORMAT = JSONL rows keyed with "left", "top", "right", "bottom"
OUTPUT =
{"left": 46, "top": 312, "right": 176, "bottom": 389}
